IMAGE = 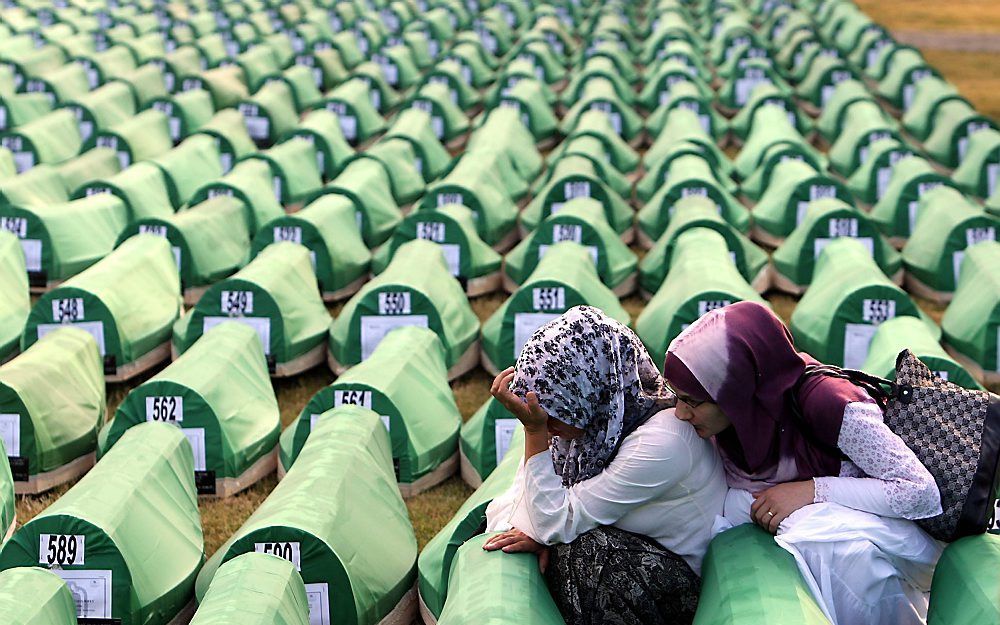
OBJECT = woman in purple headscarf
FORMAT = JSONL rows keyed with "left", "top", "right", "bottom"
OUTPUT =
{"left": 663, "top": 301, "right": 944, "bottom": 625}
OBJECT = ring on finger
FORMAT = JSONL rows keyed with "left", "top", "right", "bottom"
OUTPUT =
{"left": 767, "top": 511, "right": 775, "bottom": 517}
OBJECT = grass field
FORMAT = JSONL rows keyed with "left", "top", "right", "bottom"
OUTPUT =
{"left": 12, "top": 2, "right": 1000, "bottom": 560}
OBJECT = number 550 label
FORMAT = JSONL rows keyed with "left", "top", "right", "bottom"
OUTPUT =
{"left": 40, "top": 534, "right": 85, "bottom": 566}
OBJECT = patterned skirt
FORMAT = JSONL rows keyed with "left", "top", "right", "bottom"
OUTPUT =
{"left": 544, "top": 526, "right": 700, "bottom": 625}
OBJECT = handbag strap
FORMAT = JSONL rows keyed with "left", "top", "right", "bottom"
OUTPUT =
{"left": 787, "top": 364, "right": 898, "bottom": 461}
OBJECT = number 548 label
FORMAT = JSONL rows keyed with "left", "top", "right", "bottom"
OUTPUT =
{"left": 40, "top": 534, "right": 84, "bottom": 565}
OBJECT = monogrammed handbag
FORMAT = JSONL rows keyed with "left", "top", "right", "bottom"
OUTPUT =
{"left": 800, "top": 349, "right": 1000, "bottom": 542}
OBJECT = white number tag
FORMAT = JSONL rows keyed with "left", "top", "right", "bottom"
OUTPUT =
{"left": 52, "top": 298, "right": 84, "bottom": 322}
{"left": 139, "top": 224, "right": 168, "bottom": 237}
{"left": 416, "top": 221, "right": 446, "bottom": 242}
{"left": 551, "top": 224, "right": 582, "bottom": 243}
{"left": 220, "top": 291, "right": 254, "bottom": 315}
{"left": 965, "top": 227, "right": 995, "bottom": 246}
{"left": 828, "top": 218, "right": 859, "bottom": 238}
{"left": 0, "top": 216, "right": 26, "bottom": 237}
{"left": 810, "top": 185, "right": 837, "bottom": 201}
{"left": 532, "top": 287, "right": 565, "bottom": 311}
{"left": 378, "top": 291, "right": 411, "bottom": 315}
{"left": 40, "top": 534, "right": 85, "bottom": 565}
{"left": 564, "top": 181, "right": 591, "bottom": 200}
{"left": 145, "top": 396, "right": 183, "bottom": 423}
{"left": 334, "top": 389, "right": 372, "bottom": 408}
{"left": 494, "top": 418, "right": 518, "bottom": 465}
{"left": 437, "top": 192, "right": 463, "bottom": 207}
{"left": 274, "top": 226, "right": 302, "bottom": 243}
{"left": 681, "top": 186, "right": 708, "bottom": 198}
{"left": 0, "top": 413, "right": 19, "bottom": 457}
{"left": 698, "top": 300, "right": 731, "bottom": 316}
{"left": 255, "top": 541, "right": 301, "bottom": 570}
{"left": 862, "top": 299, "right": 896, "bottom": 324}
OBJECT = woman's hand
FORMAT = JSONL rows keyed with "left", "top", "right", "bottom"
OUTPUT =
{"left": 750, "top": 480, "right": 816, "bottom": 534}
{"left": 491, "top": 367, "right": 548, "bottom": 434}
{"left": 483, "top": 529, "right": 551, "bottom": 573}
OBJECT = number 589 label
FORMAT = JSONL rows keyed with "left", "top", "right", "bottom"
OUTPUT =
{"left": 40, "top": 534, "right": 85, "bottom": 566}
{"left": 255, "top": 541, "right": 301, "bottom": 570}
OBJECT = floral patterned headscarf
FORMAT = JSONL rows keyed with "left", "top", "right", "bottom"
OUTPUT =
{"left": 511, "top": 306, "right": 675, "bottom": 486}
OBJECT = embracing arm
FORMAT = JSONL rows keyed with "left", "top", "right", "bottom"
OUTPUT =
{"left": 510, "top": 422, "right": 695, "bottom": 545}
{"left": 813, "top": 402, "right": 942, "bottom": 520}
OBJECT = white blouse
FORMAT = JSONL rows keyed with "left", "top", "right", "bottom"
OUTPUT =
{"left": 812, "top": 401, "right": 943, "bottom": 520}
{"left": 485, "top": 408, "right": 728, "bottom": 574}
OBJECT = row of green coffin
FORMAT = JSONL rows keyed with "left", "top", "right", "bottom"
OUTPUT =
{"left": 1, "top": 232, "right": 991, "bottom": 496}
{"left": 3, "top": 202, "right": 996, "bottom": 381}
{"left": 0, "top": 404, "right": 426, "bottom": 625}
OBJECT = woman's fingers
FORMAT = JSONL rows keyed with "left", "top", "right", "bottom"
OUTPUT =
{"left": 490, "top": 367, "right": 515, "bottom": 395}
{"left": 501, "top": 536, "right": 540, "bottom": 553}
{"left": 767, "top": 508, "right": 787, "bottom": 534}
{"left": 482, "top": 531, "right": 520, "bottom": 551}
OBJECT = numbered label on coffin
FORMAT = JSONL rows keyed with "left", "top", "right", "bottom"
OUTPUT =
{"left": 415, "top": 222, "right": 462, "bottom": 276}
{"left": 513, "top": 312, "right": 562, "bottom": 359}
{"left": 145, "top": 396, "right": 183, "bottom": 423}
{"left": 359, "top": 314, "right": 429, "bottom": 361}
{"left": 310, "top": 389, "right": 391, "bottom": 433}
{"left": 255, "top": 541, "right": 301, "bottom": 569}
{"left": 39, "top": 534, "right": 85, "bottom": 566}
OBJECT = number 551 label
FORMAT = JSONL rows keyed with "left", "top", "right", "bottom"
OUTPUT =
{"left": 40, "top": 534, "right": 85, "bottom": 566}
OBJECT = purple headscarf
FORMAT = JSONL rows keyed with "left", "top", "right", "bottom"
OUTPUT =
{"left": 663, "top": 302, "right": 871, "bottom": 488}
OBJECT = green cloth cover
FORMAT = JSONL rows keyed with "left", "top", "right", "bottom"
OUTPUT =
{"left": 176, "top": 242, "right": 330, "bottom": 365}
{"left": 285, "top": 326, "right": 459, "bottom": 483}
{"left": 0, "top": 326, "right": 104, "bottom": 478}
{"left": 23, "top": 235, "right": 182, "bottom": 367}
{"left": 195, "top": 408, "right": 417, "bottom": 625}
{"left": 190, "top": 553, "right": 309, "bottom": 625}
{"left": 639, "top": 197, "right": 769, "bottom": 295}
{"left": 862, "top": 317, "right": 981, "bottom": 390}
{"left": 504, "top": 198, "right": 638, "bottom": 293}
{"left": 791, "top": 238, "right": 931, "bottom": 369}
{"left": 0, "top": 567, "right": 77, "bottom": 624}
{"left": 100, "top": 322, "right": 279, "bottom": 481}
{"left": 0, "top": 422, "right": 204, "bottom": 625}
{"left": 482, "top": 241, "right": 630, "bottom": 373}
{"left": 251, "top": 191, "right": 370, "bottom": 298}
{"left": 942, "top": 241, "right": 1000, "bottom": 373}
{"left": 72, "top": 161, "right": 176, "bottom": 222}
{"left": 189, "top": 158, "right": 286, "bottom": 235}
{"left": 319, "top": 157, "right": 402, "bottom": 247}
{"left": 372, "top": 204, "right": 501, "bottom": 282}
{"left": 772, "top": 199, "right": 902, "bottom": 289}
{"left": 418, "top": 429, "right": 523, "bottom": 619}
{"left": 927, "top": 534, "right": 1000, "bottom": 625}
{"left": 638, "top": 229, "right": 768, "bottom": 370}
{"left": 0, "top": 231, "right": 29, "bottom": 359}
{"left": 693, "top": 524, "right": 831, "bottom": 625}
{"left": 328, "top": 240, "right": 479, "bottom": 369}
{"left": 437, "top": 533, "right": 562, "bottom": 624}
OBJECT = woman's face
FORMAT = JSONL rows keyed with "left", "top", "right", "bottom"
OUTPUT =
{"left": 671, "top": 391, "right": 732, "bottom": 439}
{"left": 548, "top": 417, "right": 586, "bottom": 440}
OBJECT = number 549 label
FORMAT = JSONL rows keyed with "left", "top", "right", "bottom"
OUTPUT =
{"left": 40, "top": 534, "right": 85, "bottom": 565}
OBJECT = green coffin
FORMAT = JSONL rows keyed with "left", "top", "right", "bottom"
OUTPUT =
{"left": 942, "top": 241, "right": 1000, "bottom": 374}
{"left": 100, "top": 322, "right": 279, "bottom": 488}
{"left": 0, "top": 326, "right": 104, "bottom": 482}
{"left": 328, "top": 240, "right": 479, "bottom": 372}
{"left": 175, "top": 242, "right": 330, "bottom": 368}
{"left": 0, "top": 422, "right": 204, "bottom": 625}
{"left": 638, "top": 229, "right": 768, "bottom": 371}
{"left": 195, "top": 408, "right": 417, "bottom": 625}
{"left": 190, "top": 553, "right": 310, "bottom": 625}
{"left": 862, "top": 317, "right": 981, "bottom": 390}
{"left": 284, "top": 326, "right": 459, "bottom": 485}
{"left": 0, "top": 231, "right": 29, "bottom": 360}
{"left": 0, "top": 567, "right": 77, "bottom": 624}
{"left": 791, "top": 238, "right": 934, "bottom": 368}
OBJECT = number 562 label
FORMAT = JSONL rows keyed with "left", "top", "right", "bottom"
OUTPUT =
{"left": 40, "top": 534, "right": 85, "bottom": 566}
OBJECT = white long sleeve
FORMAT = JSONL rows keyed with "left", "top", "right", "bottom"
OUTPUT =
{"left": 813, "top": 402, "right": 942, "bottom": 520}
{"left": 485, "top": 409, "right": 727, "bottom": 573}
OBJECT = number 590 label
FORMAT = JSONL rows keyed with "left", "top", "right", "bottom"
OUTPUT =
{"left": 255, "top": 541, "right": 301, "bottom": 570}
{"left": 40, "top": 534, "right": 84, "bottom": 566}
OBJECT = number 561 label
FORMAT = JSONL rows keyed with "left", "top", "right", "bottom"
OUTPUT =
{"left": 40, "top": 534, "right": 85, "bottom": 566}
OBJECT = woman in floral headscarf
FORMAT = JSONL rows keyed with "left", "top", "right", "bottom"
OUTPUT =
{"left": 484, "top": 306, "right": 727, "bottom": 625}
{"left": 663, "top": 301, "right": 943, "bottom": 625}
